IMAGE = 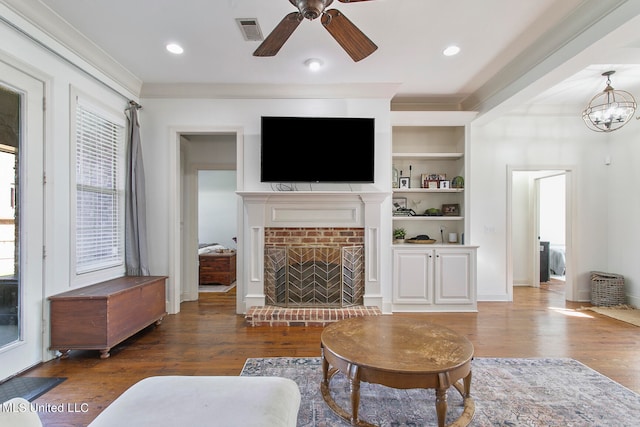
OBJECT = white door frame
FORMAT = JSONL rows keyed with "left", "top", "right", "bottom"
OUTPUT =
{"left": 168, "top": 126, "right": 244, "bottom": 314}
{"left": 0, "top": 60, "right": 45, "bottom": 380}
{"left": 532, "top": 176, "right": 542, "bottom": 289}
{"left": 507, "top": 165, "right": 575, "bottom": 301}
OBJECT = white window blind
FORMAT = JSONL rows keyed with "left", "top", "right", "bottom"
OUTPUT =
{"left": 74, "top": 99, "right": 124, "bottom": 274}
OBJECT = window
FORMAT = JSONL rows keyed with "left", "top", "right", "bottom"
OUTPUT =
{"left": 72, "top": 92, "right": 125, "bottom": 281}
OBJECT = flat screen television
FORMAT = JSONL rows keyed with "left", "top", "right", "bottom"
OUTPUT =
{"left": 260, "top": 116, "right": 375, "bottom": 183}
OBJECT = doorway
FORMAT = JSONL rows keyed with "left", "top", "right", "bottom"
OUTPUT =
{"left": 175, "top": 133, "right": 239, "bottom": 305}
{"left": 0, "top": 61, "right": 45, "bottom": 380}
{"left": 196, "top": 169, "right": 237, "bottom": 291}
{"left": 536, "top": 173, "right": 566, "bottom": 292}
{"left": 508, "top": 166, "right": 574, "bottom": 301}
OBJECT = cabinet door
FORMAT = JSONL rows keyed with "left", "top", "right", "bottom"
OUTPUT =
{"left": 393, "top": 249, "right": 433, "bottom": 304}
{"left": 434, "top": 249, "right": 475, "bottom": 305}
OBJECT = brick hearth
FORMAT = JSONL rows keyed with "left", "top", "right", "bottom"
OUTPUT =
{"left": 245, "top": 305, "right": 382, "bottom": 327}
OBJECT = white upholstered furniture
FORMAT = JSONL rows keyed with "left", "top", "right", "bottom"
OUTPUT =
{"left": 0, "top": 398, "right": 43, "bottom": 427}
{"left": 87, "top": 376, "right": 301, "bottom": 427}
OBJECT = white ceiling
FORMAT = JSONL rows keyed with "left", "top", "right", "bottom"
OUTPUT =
{"left": 15, "top": 0, "right": 640, "bottom": 113}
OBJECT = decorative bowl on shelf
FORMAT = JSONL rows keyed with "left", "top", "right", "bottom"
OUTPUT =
{"left": 406, "top": 235, "right": 437, "bottom": 244}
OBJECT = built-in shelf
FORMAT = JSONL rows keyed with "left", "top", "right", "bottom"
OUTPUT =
{"left": 390, "top": 111, "right": 477, "bottom": 313}
{"left": 392, "top": 152, "right": 464, "bottom": 160}
{"left": 392, "top": 216, "right": 463, "bottom": 221}
{"left": 393, "top": 188, "right": 463, "bottom": 193}
{"left": 391, "top": 124, "right": 466, "bottom": 241}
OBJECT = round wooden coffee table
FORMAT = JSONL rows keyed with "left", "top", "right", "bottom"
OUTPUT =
{"left": 320, "top": 316, "right": 475, "bottom": 427}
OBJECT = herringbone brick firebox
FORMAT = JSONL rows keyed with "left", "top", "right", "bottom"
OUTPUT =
{"left": 264, "top": 227, "right": 364, "bottom": 308}
{"left": 247, "top": 227, "right": 381, "bottom": 325}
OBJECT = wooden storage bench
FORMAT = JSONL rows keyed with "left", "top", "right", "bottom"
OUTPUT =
{"left": 49, "top": 276, "right": 167, "bottom": 359}
{"left": 199, "top": 252, "right": 236, "bottom": 285}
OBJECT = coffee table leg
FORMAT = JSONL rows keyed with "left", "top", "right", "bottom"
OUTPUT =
{"left": 436, "top": 372, "right": 452, "bottom": 427}
{"left": 463, "top": 370, "right": 472, "bottom": 397}
{"left": 321, "top": 347, "right": 329, "bottom": 383}
{"left": 435, "top": 387, "right": 447, "bottom": 427}
{"left": 347, "top": 363, "right": 361, "bottom": 425}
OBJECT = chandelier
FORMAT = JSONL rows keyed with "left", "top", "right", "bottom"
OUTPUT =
{"left": 582, "top": 70, "right": 637, "bottom": 132}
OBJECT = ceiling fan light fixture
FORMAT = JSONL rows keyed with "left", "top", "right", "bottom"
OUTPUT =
{"left": 166, "top": 43, "right": 184, "bottom": 55}
{"left": 443, "top": 45, "right": 460, "bottom": 56}
{"left": 297, "top": 0, "right": 328, "bottom": 20}
{"left": 304, "top": 58, "right": 323, "bottom": 71}
{"left": 582, "top": 71, "right": 637, "bottom": 132}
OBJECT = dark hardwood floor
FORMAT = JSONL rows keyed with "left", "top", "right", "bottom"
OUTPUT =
{"left": 18, "top": 285, "right": 640, "bottom": 427}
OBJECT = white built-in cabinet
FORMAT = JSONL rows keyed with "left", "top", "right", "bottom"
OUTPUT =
{"left": 392, "top": 246, "right": 477, "bottom": 311}
{"left": 390, "top": 111, "right": 478, "bottom": 312}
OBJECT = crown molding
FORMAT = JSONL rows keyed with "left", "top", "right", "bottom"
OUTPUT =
{"left": 140, "top": 82, "right": 401, "bottom": 100}
{"left": 0, "top": 0, "right": 142, "bottom": 97}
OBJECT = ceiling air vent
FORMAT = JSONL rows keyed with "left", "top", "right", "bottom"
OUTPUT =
{"left": 236, "top": 18, "right": 264, "bottom": 42}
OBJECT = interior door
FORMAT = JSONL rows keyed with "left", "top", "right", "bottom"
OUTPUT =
{"left": 0, "top": 60, "right": 44, "bottom": 380}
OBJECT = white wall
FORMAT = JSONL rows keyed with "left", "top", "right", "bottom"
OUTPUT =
{"left": 470, "top": 112, "right": 640, "bottom": 303}
{"left": 198, "top": 170, "right": 237, "bottom": 248}
{"left": 511, "top": 172, "right": 533, "bottom": 285}
{"left": 607, "top": 130, "right": 640, "bottom": 307}
{"left": 186, "top": 137, "right": 237, "bottom": 248}
{"left": 539, "top": 174, "right": 566, "bottom": 245}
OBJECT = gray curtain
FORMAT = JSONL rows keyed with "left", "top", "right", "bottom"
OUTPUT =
{"left": 125, "top": 105, "right": 150, "bottom": 276}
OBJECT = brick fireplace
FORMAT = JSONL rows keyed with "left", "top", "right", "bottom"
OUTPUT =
{"left": 238, "top": 191, "right": 387, "bottom": 325}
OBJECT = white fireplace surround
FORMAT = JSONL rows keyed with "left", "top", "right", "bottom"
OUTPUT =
{"left": 237, "top": 191, "right": 388, "bottom": 312}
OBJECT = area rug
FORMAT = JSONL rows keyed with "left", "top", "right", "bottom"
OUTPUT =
{"left": 585, "top": 305, "right": 640, "bottom": 327}
{"left": 0, "top": 377, "right": 66, "bottom": 403}
{"left": 241, "top": 357, "right": 640, "bottom": 427}
{"left": 198, "top": 283, "right": 236, "bottom": 293}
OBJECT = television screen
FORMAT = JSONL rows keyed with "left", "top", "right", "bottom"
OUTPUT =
{"left": 260, "top": 116, "right": 375, "bottom": 183}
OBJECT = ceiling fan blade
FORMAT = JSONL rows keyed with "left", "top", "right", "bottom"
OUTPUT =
{"left": 321, "top": 9, "right": 377, "bottom": 62}
{"left": 253, "top": 12, "right": 303, "bottom": 57}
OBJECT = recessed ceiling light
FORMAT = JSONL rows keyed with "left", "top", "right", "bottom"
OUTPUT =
{"left": 443, "top": 45, "right": 460, "bottom": 56}
{"left": 304, "top": 58, "right": 323, "bottom": 71}
{"left": 166, "top": 43, "right": 184, "bottom": 55}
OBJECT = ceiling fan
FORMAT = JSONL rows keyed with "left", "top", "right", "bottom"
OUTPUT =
{"left": 254, "top": 0, "right": 377, "bottom": 62}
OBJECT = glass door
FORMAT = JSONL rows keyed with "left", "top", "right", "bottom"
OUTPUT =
{"left": 0, "top": 97, "right": 18, "bottom": 347}
{"left": 0, "top": 61, "right": 44, "bottom": 380}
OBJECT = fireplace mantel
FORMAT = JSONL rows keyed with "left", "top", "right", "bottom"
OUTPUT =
{"left": 237, "top": 191, "right": 388, "bottom": 228}
{"left": 237, "top": 191, "right": 389, "bottom": 312}
{"left": 237, "top": 191, "right": 388, "bottom": 203}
